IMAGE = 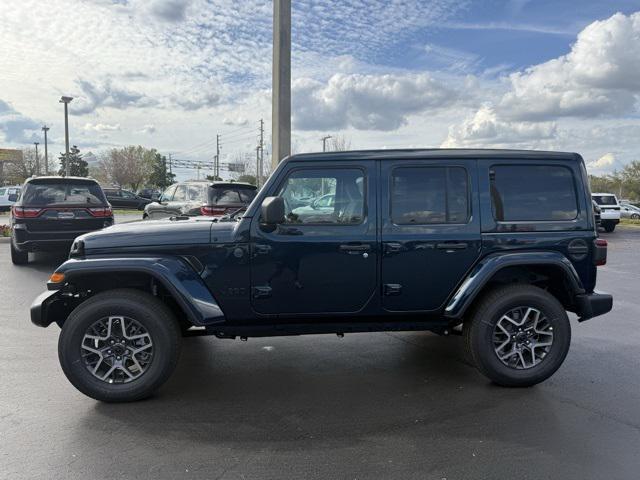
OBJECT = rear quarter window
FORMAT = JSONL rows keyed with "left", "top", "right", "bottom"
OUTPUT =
{"left": 490, "top": 165, "right": 578, "bottom": 222}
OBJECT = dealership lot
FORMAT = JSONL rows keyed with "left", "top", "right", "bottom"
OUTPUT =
{"left": 1, "top": 227, "right": 639, "bottom": 480}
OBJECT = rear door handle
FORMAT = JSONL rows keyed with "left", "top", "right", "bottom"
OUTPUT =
{"left": 436, "top": 242, "right": 468, "bottom": 251}
{"left": 339, "top": 244, "right": 371, "bottom": 253}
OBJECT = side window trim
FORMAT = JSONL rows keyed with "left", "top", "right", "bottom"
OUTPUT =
{"left": 389, "top": 164, "right": 471, "bottom": 226}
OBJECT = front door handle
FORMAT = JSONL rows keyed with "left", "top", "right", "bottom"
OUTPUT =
{"left": 339, "top": 244, "right": 371, "bottom": 253}
{"left": 436, "top": 242, "right": 468, "bottom": 251}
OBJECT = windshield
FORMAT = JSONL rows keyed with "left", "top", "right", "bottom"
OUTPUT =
{"left": 21, "top": 181, "right": 107, "bottom": 206}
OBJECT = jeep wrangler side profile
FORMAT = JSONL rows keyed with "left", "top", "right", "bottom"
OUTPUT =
{"left": 31, "top": 149, "right": 612, "bottom": 402}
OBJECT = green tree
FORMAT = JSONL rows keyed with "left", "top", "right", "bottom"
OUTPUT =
{"left": 236, "top": 174, "right": 256, "bottom": 185}
{"left": 58, "top": 146, "right": 88, "bottom": 177}
{"left": 148, "top": 153, "right": 175, "bottom": 189}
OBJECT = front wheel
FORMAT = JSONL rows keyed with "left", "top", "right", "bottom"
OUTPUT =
{"left": 58, "top": 289, "right": 181, "bottom": 402}
{"left": 464, "top": 284, "right": 571, "bottom": 387}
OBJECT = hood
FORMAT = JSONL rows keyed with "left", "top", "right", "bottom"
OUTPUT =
{"left": 77, "top": 217, "right": 238, "bottom": 251}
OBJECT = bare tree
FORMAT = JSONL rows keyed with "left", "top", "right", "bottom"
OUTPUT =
{"left": 329, "top": 134, "right": 352, "bottom": 152}
{"left": 99, "top": 146, "right": 154, "bottom": 191}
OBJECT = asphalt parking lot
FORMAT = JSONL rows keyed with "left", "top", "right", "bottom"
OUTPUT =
{"left": 1, "top": 226, "right": 639, "bottom": 480}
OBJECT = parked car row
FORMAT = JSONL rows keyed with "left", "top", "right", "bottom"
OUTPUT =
{"left": 8, "top": 177, "right": 259, "bottom": 264}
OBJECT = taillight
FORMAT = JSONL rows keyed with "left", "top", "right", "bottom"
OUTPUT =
{"left": 594, "top": 238, "right": 607, "bottom": 266}
{"left": 200, "top": 205, "right": 228, "bottom": 216}
{"left": 12, "top": 206, "right": 43, "bottom": 218}
{"left": 88, "top": 207, "right": 113, "bottom": 217}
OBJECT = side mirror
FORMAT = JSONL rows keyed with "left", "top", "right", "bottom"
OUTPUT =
{"left": 261, "top": 196, "right": 285, "bottom": 225}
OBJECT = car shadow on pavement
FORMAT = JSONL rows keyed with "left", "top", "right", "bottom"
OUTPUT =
{"left": 82, "top": 333, "right": 556, "bottom": 450}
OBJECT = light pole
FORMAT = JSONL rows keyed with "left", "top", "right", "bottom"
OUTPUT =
{"left": 59, "top": 96, "right": 73, "bottom": 176}
{"left": 272, "top": 0, "right": 291, "bottom": 168}
{"left": 321, "top": 135, "right": 332, "bottom": 152}
{"left": 34, "top": 142, "right": 40, "bottom": 175}
{"left": 42, "top": 125, "right": 50, "bottom": 174}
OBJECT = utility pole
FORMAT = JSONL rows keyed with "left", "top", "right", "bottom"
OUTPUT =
{"left": 42, "top": 126, "right": 50, "bottom": 174}
{"left": 259, "top": 118, "right": 265, "bottom": 186}
{"left": 215, "top": 134, "right": 221, "bottom": 180}
{"left": 168, "top": 153, "right": 173, "bottom": 177}
{"left": 256, "top": 146, "right": 261, "bottom": 188}
{"left": 34, "top": 142, "right": 40, "bottom": 175}
{"left": 321, "top": 135, "right": 332, "bottom": 152}
{"left": 59, "top": 96, "right": 73, "bottom": 176}
{"left": 272, "top": 0, "right": 291, "bottom": 168}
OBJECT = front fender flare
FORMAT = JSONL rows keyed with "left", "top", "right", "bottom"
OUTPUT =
{"left": 444, "top": 251, "right": 585, "bottom": 319}
{"left": 42, "top": 256, "right": 224, "bottom": 327}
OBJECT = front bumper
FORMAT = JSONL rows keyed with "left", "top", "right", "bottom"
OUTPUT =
{"left": 30, "top": 290, "right": 67, "bottom": 328}
{"left": 575, "top": 292, "right": 613, "bottom": 322}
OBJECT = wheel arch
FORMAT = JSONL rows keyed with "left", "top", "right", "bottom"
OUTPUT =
{"left": 40, "top": 256, "right": 225, "bottom": 328}
{"left": 444, "top": 251, "right": 585, "bottom": 320}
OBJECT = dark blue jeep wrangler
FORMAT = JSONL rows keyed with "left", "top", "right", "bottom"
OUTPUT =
{"left": 31, "top": 149, "right": 612, "bottom": 402}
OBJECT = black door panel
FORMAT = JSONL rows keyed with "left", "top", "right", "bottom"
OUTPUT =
{"left": 380, "top": 161, "right": 481, "bottom": 312}
{"left": 250, "top": 162, "right": 377, "bottom": 315}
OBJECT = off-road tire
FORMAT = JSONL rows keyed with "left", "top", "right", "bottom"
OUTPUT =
{"left": 463, "top": 284, "right": 571, "bottom": 387}
{"left": 58, "top": 289, "right": 181, "bottom": 402}
{"left": 603, "top": 221, "right": 616, "bottom": 233}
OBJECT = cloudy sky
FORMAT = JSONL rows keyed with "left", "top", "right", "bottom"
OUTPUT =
{"left": 0, "top": 0, "right": 639, "bottom": 179}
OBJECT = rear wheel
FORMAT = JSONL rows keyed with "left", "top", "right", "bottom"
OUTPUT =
{"left": 464, "top": 284, "right": 571, "bottom": 387}
{"left": 631, "top": 213, "right": 640, "bottom": 220}
{"left": 58, "top": 289, "right": 181, "bottom": 402}
{"left": 10, "top": 240, "right": 28, "bottom": 265}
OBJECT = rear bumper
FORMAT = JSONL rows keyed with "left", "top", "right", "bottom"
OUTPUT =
{"left": 575, "top": 292, "right": 613, "bottom": 322}
{"left": 13, "top": 229, "right": 99, "bottom": 252}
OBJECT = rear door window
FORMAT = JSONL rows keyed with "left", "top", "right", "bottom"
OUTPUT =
{"left": 21, "top": 182, "right": 106, "bottom": 206}
{"left": 491, "top": 165, "right": 578, "bottom": 221}
{"left": 172, "top": 185, "right": 187, "bottom": 202}
{"left": 391, "top": 166, "right": 469, "bottom": 224}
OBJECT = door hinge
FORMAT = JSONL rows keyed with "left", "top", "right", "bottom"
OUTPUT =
{"left": 252, "top": 286, "right": 272, "bottom": 299}
{"left": 383, "top": 283, "right": 402, "bottom": 296}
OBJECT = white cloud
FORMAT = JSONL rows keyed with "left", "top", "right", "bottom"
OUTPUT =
{"left": 442, "top": 104, "right": 557, "bottom": 148}
{"left": 83, "top": 122, "right": 121, "bottom": 132}
{"left": 500, "top": 12, "right": 640, "bottom": 120}
{"left": 293, "top": 73, "right": 461, "bottom": 131}
{"left": 140, "top": 124, "right": 156, "bottom": 134}
{"left": 587, "top": 152, "right": 617, "bottom": 172}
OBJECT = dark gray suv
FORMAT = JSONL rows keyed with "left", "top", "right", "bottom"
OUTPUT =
{"left": 143, "top": 181, "right": 257, "bottom": 220}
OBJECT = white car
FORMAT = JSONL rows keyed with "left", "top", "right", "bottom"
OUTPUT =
{"left": 0, "top": 185, "right": 21, "bottom": 212}
{"left": 620, "top": 203, "right": 640, "bottom": 220}
{"left": 592, "top": 193, "right": 620, "bottom": 232}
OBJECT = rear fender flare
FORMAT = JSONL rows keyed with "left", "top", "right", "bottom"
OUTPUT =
{"left": 444, "top": 251, "right": 585, "bottom": 319}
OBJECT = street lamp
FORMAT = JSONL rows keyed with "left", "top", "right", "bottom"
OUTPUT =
{"left": 59, "top": 96, "right": 73, "bottom": 176}
{"left": 42, "top": 125, "right": 50, "bottom": 175}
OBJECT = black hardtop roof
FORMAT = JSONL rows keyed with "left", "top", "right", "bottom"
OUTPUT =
{"left": 288, "top": 148, "right": 582, "bottom": 162}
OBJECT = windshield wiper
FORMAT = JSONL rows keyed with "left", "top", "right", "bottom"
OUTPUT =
{"left": 219, "top": 206, "right": 247, "bottom": 222}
